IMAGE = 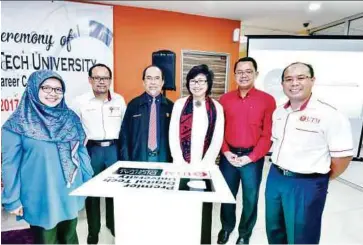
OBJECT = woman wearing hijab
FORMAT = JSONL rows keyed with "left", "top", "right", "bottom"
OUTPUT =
{"left": 169, "top": 64, "right": 224, "bottom": 244}
{"left": 1, "top": 70, "right": 94, "bottom": 244}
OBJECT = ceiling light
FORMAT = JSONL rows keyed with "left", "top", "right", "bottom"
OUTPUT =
{"left": 309, "top": 2, "right": 321, "bottom": 11}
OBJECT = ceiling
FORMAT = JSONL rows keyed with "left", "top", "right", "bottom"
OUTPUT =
{"left": 98, "top": 1, "right": 363, "bottom": 34}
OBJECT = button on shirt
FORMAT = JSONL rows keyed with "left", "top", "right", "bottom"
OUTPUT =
{"left": 219, "top": 88, "right": 276, "bottom": 162}
{"left": 71, "top": 91, "right": 127, "bottom": 140}
{"left": 271, "top": 95, "right": 354, "bottom": 174}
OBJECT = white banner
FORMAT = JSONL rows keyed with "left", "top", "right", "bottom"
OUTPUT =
{"left": 1, "top": 1, "right": 113, "bottom": 125}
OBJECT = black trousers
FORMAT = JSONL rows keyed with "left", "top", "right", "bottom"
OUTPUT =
{"left": 86, "top": 144, "right": 117, "bottom": 243}
{"left": 201, "top": 202, "right": 213, "bottom": 244}
{"left": 85, "top": 197, "right": 114, "bottom": 238}
{"left": 30, "top": 218, "right": 78, "bottom": 244}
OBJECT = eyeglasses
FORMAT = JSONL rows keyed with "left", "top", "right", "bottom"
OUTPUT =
{"left": 40, "top": 86, "right": 64, "bottom": 94}
{"left": 190, "top": 79, "right": 207, "bottom": 85}
{"left": 235, "top": 70, "right": 254, "bottom": 76}
{"left": 91, "top": 76, "right": 111, "bottom": 82}
{"left": 283, "top": 75, "right": 311, "bottom": 83}
{"left": 145, "top": 76, "right": 162, "bottom": 82}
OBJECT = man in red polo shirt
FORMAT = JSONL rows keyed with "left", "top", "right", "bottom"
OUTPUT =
{"left": 217, "top": 57, "right": 276, "bottom": 244}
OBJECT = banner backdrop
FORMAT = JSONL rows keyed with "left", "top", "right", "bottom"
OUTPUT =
{"left": 1, "top": 1, "right": 113, "bottom": 125}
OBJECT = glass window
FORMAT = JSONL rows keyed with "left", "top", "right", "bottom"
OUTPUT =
{"left": 348, "top": 17, "right": 363, "bottom": 35}
{"left": 312, "top": 23, "right": 346, "bottom": 35}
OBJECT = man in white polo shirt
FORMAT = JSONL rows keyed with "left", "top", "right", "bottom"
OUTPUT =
{"left": 71, "top": 63, "right": 126, "bottom": 244}
{"left": 265, "top": 62, "right": 353, "bottom": 244}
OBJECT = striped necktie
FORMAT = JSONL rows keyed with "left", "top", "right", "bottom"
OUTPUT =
{"left": 148, "top": 98, "right": 157, "bottom": 151}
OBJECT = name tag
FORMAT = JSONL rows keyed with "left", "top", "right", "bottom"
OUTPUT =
{"left": 108, "top": 106, "right": 122, "bottom": 117}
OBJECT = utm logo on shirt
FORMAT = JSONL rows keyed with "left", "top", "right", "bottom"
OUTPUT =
{"left": 300, "top": 115, "right": 320, "bottom": 124}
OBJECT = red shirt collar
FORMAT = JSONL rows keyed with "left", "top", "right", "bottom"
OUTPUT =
{"left": 236, "top": 87, "right": 256, "bottom": 98}
{"left": 284, "top": 93, "right": 312, "bottom": 111}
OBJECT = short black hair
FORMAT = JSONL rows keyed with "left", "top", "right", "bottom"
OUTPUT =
{"left": 281, "top": 62, "right": 315, "bottom": 81}
{"left": 185, "top": 64, "right": 214, "bottom": 96}
{"left": 234, "top": 57, "right": 258, "bottom": 73}
{"left": 88, "top": 63, "right": 112, "bottom": 78}
{"left": 142, "top": 65, "right": 165, "bottom": 81}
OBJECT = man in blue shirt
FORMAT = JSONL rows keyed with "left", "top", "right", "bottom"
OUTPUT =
{"left": 119, "top": 65, "right": 174, "bottom": 162}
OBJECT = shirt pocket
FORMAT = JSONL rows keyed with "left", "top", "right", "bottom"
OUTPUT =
{"left": 272, "top": 117, "right": 284, "bottom": 142}
{"left": 81, "top": 106, "right": 98, "bottom": 122}
{"left": 248, "top": 104, "right": 264, "bottom": 126}
{"left": 131, "top": 114, "right": 143, "bottom": 129}
{"left": 293, "top": 123, "right": 325, "bottom": 147}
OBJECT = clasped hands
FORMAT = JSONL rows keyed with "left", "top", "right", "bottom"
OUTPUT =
{"left": 224, "top": 151, "right": 252, "bottom": 167}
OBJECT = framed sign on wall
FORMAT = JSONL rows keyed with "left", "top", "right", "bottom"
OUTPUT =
{"left": 181, "top": 50, "right": 230, "bottom": 100}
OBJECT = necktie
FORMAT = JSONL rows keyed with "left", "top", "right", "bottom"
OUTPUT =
{"left": 148, "top": 98, "right": 157, "bottom": 151}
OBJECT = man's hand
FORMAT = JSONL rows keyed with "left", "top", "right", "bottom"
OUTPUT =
{"left": 10, "top": 206, "right": 23, "bottom": 216}
{"left": 224, "top": 151, "right": 239, "bottom": 167}
{"left": 236, "top": 156, "right": 252, "bottom": 167}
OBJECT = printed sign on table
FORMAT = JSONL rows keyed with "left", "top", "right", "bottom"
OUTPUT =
{"left": 103, "top": 167, "right": 215, "bottom": 192}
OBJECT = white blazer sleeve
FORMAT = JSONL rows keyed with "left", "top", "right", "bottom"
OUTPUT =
{"left": 168, "top": 98, "right": 187, "bottom": 164}
{"left": 201, "top": 100, "right": 225, "bottom": 166}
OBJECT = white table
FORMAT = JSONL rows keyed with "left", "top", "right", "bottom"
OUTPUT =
{"left": 71, "top": 161, "right": 235, "bottom": 245}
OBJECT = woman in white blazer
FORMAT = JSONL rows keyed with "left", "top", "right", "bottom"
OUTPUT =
{"left": 169, "top": 64, "right": 224, "bottom": 244}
